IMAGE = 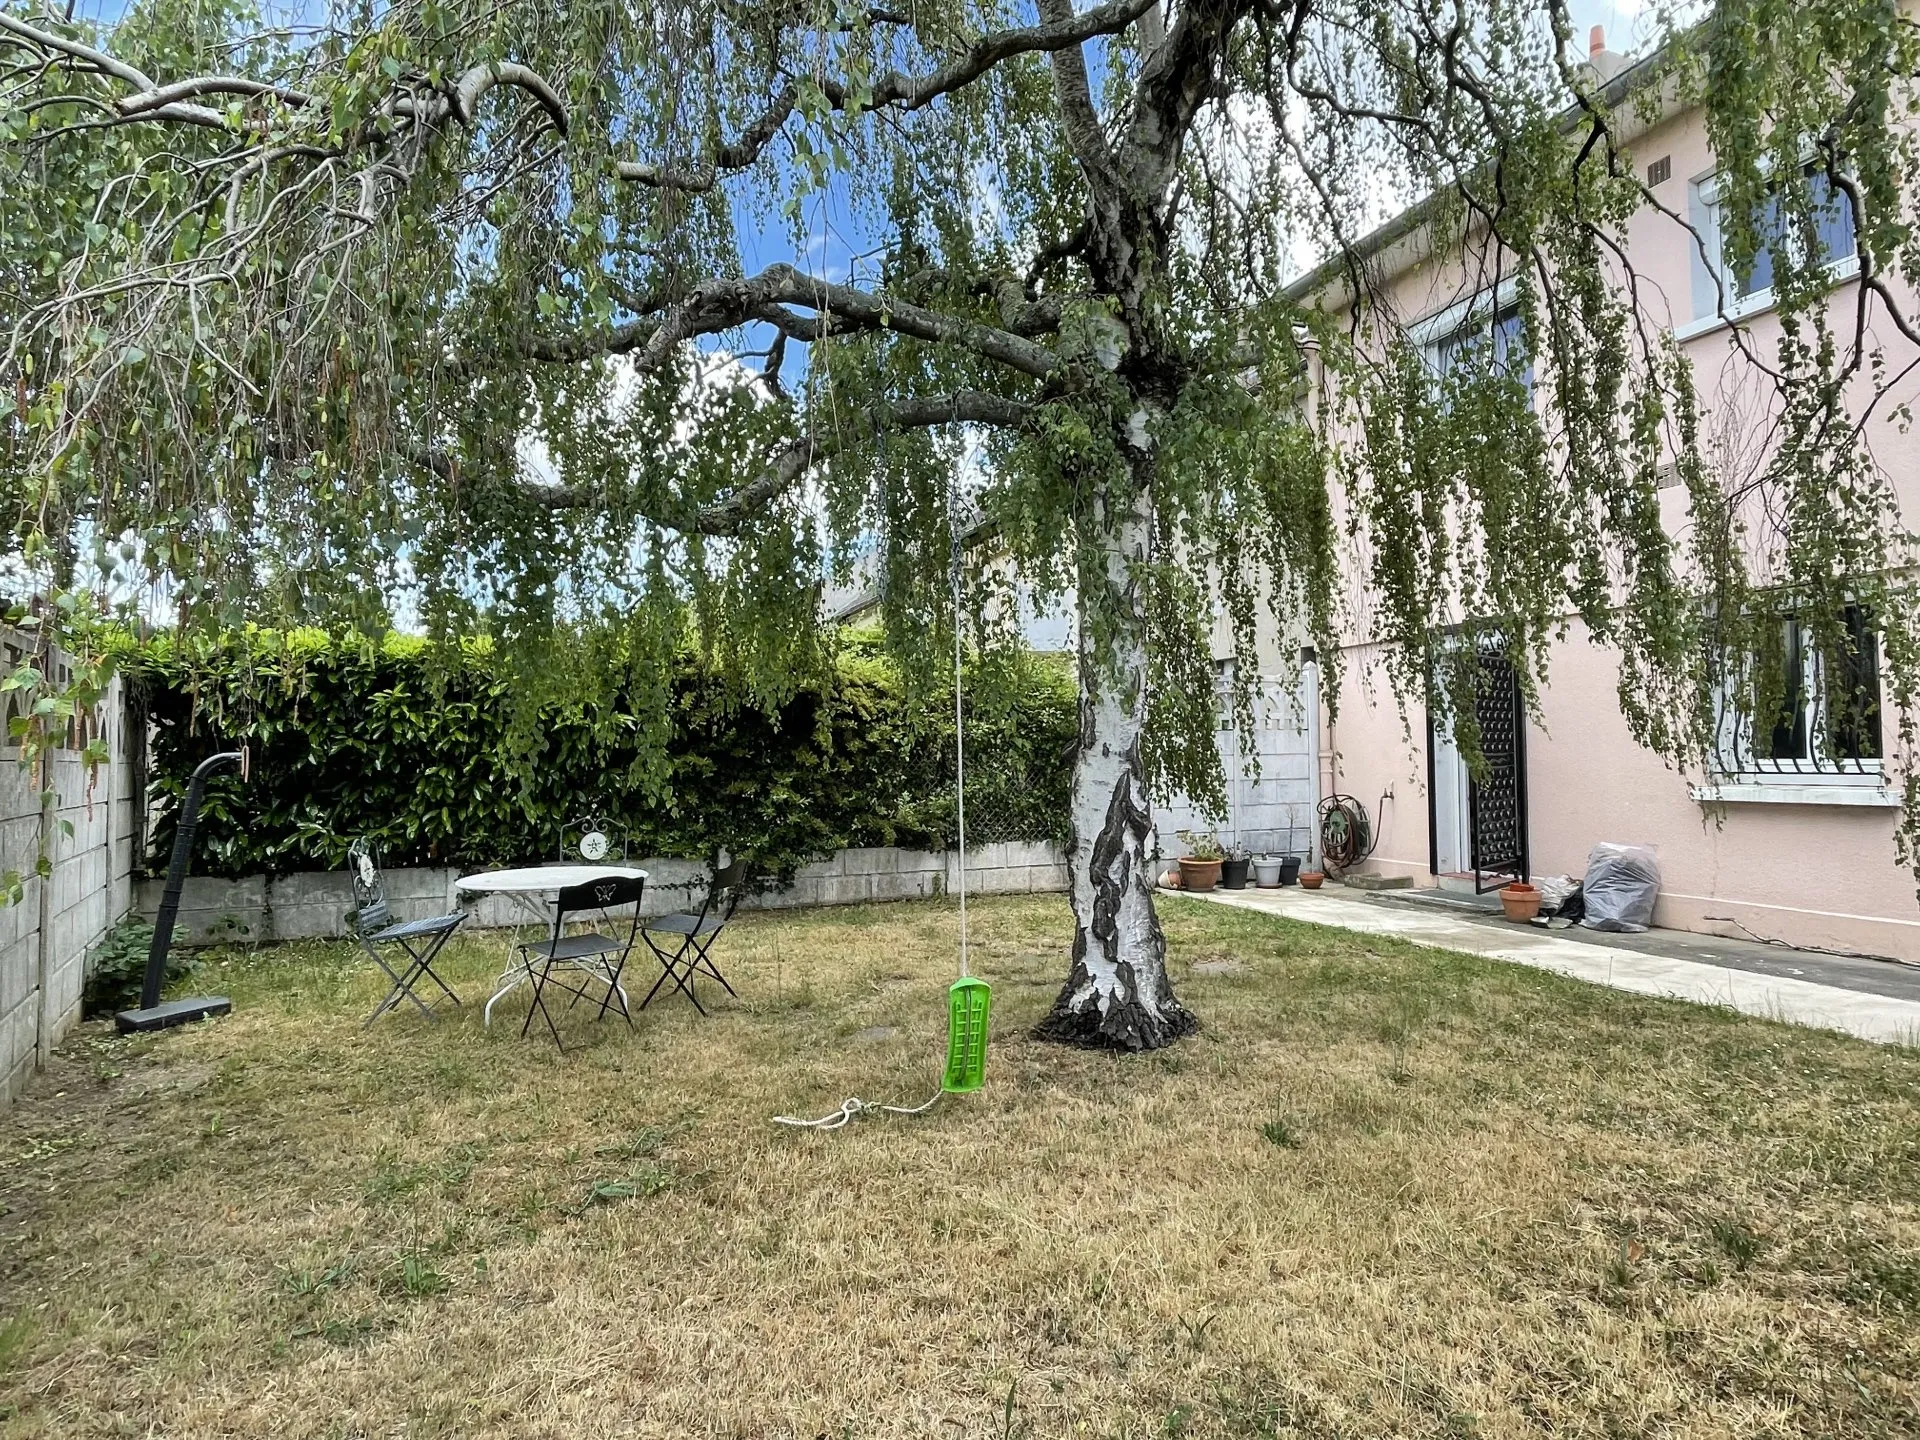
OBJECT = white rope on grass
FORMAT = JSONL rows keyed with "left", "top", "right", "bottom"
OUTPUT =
{"left": 770, "top": 479, "right": 974, "bottom": 1136}
{"left": 771, "top": 1090, "right": 944, "bottom": 1130}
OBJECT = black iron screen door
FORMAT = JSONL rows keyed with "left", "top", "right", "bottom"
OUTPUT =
{"left": 1467, "top": 644, "right": 1529, "bottom": 892}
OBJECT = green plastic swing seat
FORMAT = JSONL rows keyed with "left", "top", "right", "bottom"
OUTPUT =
{"left": 942, "top": 976, "right": 992, "bottom": 1093}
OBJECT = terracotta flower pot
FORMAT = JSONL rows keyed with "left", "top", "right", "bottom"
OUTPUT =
{"left": 1499, "top": 882, "right": 1541, "bottom": 922}
{"left": 1178, "top": 857, "right": 1223, "bottom": 892}
{"left": 1298, "top": 870, "right": 1324, "bottom": 890}
{"left": 1160, "top": 868, "right": 1183, "bottom": 890}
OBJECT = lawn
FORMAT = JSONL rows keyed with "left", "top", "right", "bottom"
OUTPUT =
{"left": 1, "top": 893, "right": 1917, "bottom": 1438}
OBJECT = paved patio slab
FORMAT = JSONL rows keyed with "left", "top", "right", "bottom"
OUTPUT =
{"left": 1179, "top": 884, "right": 1920, "bottom": 1047}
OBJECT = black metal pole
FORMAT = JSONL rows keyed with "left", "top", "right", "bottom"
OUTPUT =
{"left": 139, "top": 750, "right": 243, "bottom": 1010}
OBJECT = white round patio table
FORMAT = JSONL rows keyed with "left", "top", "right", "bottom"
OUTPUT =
{"left": 455, "top": 865, "right": 649, "bottom": 1026}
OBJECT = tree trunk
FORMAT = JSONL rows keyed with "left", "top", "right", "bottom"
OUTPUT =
{"left": 1033, "top": 464, "right": 1198, "bottom": 1051}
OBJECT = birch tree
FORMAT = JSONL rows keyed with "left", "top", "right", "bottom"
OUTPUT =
{"left": 6, "top": 0, "right": 1920, "bottom": 1047}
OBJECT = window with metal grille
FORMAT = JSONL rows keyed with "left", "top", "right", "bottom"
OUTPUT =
{"left": 1714, "top": 605, "right": 1882, "bottom": 779}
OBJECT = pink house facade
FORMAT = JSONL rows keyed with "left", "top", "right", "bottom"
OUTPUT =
{"left": 1288, "top": 35, "right": 1920, "bottom": 961}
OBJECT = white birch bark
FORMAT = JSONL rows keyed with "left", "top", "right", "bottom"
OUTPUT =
{"left": 1035, "top": 454, "right": 1197, "bottom": 1050}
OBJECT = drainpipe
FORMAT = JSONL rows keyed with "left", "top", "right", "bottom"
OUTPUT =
{"left": 1302, "top": 646, "right": 1323, "bottom": 869}
{"left": 34, "top": 780, "right": 53, "bottom": 1067}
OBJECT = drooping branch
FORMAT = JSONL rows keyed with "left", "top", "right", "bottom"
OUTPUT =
{"left": 506, "top": 389, "right": 1035, "bottom": 532}
{"left": 614, "top": 83, "right": 799, "bottom": 191}
{"left": 0, "top": 12, "right": 154, "bottom": 91}
{"left": 856, "top": 0, "right": 1158, "bottom": 112}
{"left": 612, "top": 0, "right": 1157, "bottom": 191}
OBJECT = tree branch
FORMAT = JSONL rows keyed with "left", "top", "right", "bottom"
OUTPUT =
{"left": 611, "top": 0, "right": 1155, "bottom": 191}
{"left": 862, "top": 0, "right": 1158, "bottom": 112}
{"left": 614, "top": 83, "right": 799, "bottom": 191}
{"left": 1037, "top": 0, "right": 1120, "bottom": 187}
{"left": 1123, "top": 0, "right": 1252, "bottom": 199}
{"left": 509, "top": 390, "right": 1035, "bottom": 533}
{"left": 115, "top": 74, "right": 313, "bottom": 117}
{"left": 450, "top": 61, "right": 570, "bottom": 137}
{"left": 0, "top": 13, "right": 154, "bottom": 91}
{"left": 517, "top": 264, "right": 1063, "bottom": 379}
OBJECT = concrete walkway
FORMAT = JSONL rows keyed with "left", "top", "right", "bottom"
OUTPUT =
{"left": 1180, "top": 884, "right": 1920, "bottom": 1047}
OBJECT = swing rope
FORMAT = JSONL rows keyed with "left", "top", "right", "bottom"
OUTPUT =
{"left": 771, "top": 1091, "right": 944, "bottom": 1129}
{"left": 770, "top": 479, "right": 976, "bottom": 1131}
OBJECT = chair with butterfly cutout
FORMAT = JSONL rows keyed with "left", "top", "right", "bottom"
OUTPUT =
{"left": 348, "top": 838, "right": 467, "bottom": 1028}
{"left": 639, "top": 856, "right": 749, "bottom": 1015}
{"left": 517, "top": 873, "right": 647, "bottom": 1050}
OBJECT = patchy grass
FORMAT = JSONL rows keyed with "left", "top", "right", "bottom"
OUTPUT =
{"left": 1, "top": 893, "right": 1917, "bottom": 1438}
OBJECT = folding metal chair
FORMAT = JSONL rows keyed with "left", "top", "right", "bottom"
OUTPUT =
{"left": 349, "top": 839, "right": 466, "bottom": 1028}
{"left": 639, "top": 858, "right": 748, "bottom": 1015}
{"left": 518, "top": 874, "right": 647, "bottom": 1050}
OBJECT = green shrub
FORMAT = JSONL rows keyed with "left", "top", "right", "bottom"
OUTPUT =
{"left": 83, "top": 918, "right": 164, "bottom": 1017}
{"left": 130, "top": 629, "right": 1076, "bottom": 880}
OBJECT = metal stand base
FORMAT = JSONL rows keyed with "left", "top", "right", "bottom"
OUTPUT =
{"left": 114, "top": 996, "right": 232, "bottom": 1034}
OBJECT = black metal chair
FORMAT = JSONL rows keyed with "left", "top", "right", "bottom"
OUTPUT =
{"left": 349, "top": 839, "right": 466, "bottom": 1028}
{"left": 639, "top": 858, "right": 749, "bottom": 1015}
{"left": 518, "top": 873, "right": 647, "bottom": 1049}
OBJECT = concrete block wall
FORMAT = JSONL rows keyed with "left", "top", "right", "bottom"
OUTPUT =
{"left": 1156, "top": 673, "right": 1319, "bottom": 861}
{"left": 2, "top": 662, "right": 136, "bottom": 1103}
{"left": 134, "top": 842, "right": 1071, "bottom": 946}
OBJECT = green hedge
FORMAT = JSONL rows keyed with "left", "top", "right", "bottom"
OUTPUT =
{"left": 133, "top": 630, "right": 1077, "bottom": 879}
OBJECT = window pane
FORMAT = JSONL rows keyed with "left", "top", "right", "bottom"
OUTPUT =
{"left": 1809, "top": 172, "right": 1856, "bottom": 268}
{"left": 1828, "top": 604, "right": 1881, "bottom": 762}
{"left": 1734, "top": 174, "right": 1854, "bottom": 300}
{"left": 1756, "top": 618, "right": 1807, "bottom": 761}
{"left": 1735, "top": 193, "right": 1780, "bottom": 299}
{"left": 1436, "top": 305, "right": 1528, "bottom": 385}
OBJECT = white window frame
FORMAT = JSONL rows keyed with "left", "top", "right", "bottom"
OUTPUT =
{"left": 1677, "top": 163, "right": 1861, "bottom": 340}
{"left": 1691, "top": 614, "right": 1894, "bottom": 807}
{"left": 1410, "top": 277, "right": 1523, "bottom": 375}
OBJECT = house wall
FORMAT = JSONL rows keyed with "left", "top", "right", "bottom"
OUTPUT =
{"left": 0, "top": 654, "right": 136, "bottom": 1103}
{"left": 1308, "top": 88, "right": 1920, "bottom": 958}
{"left": 1331, "top": 620, "right": 1920, "bottom": 957}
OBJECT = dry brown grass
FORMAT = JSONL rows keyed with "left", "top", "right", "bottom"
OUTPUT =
{"left": 2, "top": 893, "right": 1918, "bottom": 1438}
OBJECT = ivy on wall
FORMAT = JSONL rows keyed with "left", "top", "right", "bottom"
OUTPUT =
{"left": 130, "top": 629, "right": 1076, "bottom": 879}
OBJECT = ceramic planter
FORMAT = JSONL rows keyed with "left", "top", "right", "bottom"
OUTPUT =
{"left": 1178, "top": 857, "right": 1223, "bottom": 892}
{"left": 1220, "top": 857, "right": 1251, "bottom": 890}
{"left": 1252, "top": 856, "right": 1284, "bottom": 887}
{"left": 1298, "top": 870, "right": 1325, "bottom": 890}
{"left": 1499, "top": 882, "right": 1541, "bottom": 922}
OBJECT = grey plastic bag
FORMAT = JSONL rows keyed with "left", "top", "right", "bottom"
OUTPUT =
{"left": 1580, "top": 842, "right": 1660, "bottom": 932}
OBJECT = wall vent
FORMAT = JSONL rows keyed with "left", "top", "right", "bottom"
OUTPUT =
{"left": 1646, "top": 155, "right": 1672, "bottom": 186}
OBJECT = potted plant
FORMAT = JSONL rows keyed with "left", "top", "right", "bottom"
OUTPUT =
{"left": 1279, "top": 855, "right": 1302, "bottom": 886}
{"left": 1251, "top": 855, "right": 1284, "bottom": 887}
{"left": 1220, "top": 842, "right": 1252, "bottom": 890}
{"left": 1176, "top": 831, "right": 1224, "bottom": 892}
{"left": 1499, "top": 881, "right": 1540, "bottom": 922}
{"left": 1298, "top": 868, "right": 1325, "bottom": 889}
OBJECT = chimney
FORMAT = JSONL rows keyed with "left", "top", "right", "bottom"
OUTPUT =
{"left": 1582, "top": 26, "right": 1629, "bottom": 83}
